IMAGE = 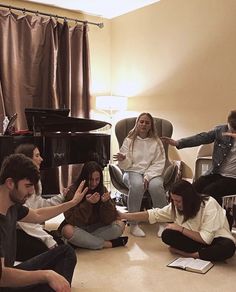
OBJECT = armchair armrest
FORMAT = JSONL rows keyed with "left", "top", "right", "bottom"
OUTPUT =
{"left": 163, "top": 161, "right": 181, "bottom": 191}
{"left": 108, "top": 164, "right": 129, "bottom": 195}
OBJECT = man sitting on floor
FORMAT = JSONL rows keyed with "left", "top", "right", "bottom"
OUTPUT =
{"left": 0, "top": 153, "right": 87, "bottom": 292}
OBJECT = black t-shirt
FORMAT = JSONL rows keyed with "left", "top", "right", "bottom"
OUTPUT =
{"left": 0, "top": 204, "right": 29, "bottom": 267}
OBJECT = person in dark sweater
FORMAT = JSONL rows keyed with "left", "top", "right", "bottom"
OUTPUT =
{"left": 59, "top": 161, "right": 128, "bottom": 249}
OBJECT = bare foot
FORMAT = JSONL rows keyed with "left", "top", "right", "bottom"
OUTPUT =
{"left": 169, "top": 247, "right": 199, "bottom": 258}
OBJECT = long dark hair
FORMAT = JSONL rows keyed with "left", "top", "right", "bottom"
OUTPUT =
{"left": 66, "top": 161, "right": 106, "bottom": 202}
{"left": 170, "top": 179, "right": 208, "bottom": 222}
{"left": 14, "top": 143, "right": 37, "bottom": 159}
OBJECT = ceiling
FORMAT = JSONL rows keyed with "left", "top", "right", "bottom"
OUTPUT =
{"left": 26, "top": 0, "right": 160, "bottom": 19}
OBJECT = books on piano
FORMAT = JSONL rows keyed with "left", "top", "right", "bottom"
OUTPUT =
{"left": 3, "top": 113, "right": 17, "bottom": 135}
{"left": 167, "top": 257, "right": 213, "bottom": 274}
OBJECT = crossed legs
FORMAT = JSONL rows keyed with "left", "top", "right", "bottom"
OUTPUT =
{"left": 62, "top": 221, "right": 126, "bottom": 249}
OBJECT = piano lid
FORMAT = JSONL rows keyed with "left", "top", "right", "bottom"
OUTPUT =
{"left": 25, "top": 108, "right": 111, "bottom": 133}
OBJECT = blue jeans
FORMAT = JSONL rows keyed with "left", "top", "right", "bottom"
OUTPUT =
{"left": 3, "top": 245, "right": 77, "bottom": 291}
{"left": 67, "top": 221, "right": 124, "bottom": 249}
{"left": 123, "top": 172, "right": 167, "bottom": 224}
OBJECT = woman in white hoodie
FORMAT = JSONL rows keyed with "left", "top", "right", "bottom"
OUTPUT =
{"left": 15, "top": 143, "right": 65, "bottom": 261}
{"left": 113, "top": 113, "right": 167, "bottom": 237}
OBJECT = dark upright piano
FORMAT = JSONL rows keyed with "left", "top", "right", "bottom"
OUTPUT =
{"left": 0, "top": 108, "right": 111, "bottom": 193}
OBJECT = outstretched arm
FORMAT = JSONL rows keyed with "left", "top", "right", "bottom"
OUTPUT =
{"left": 118, "top": 210, "right": 149, "bottom": 222}
{"left": 160, "top": 137, "right": 179, "bottom": 147}
{"left": 222, "top": 132, "right": 236, "bottom": 138}
{"left": 21, "top": 181, "right": 88, "bottom": 224}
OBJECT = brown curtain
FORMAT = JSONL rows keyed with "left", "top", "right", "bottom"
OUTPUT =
{"left": 0, "top": 9, "right": 91, "bottom": 193}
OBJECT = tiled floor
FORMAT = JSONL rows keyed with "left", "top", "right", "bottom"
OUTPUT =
{"left": 46, "top": 218, "right": 236, "bottom": 292}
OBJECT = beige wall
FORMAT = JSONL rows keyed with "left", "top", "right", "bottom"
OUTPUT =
{"left": 110, "top": 0, "right": 236, "bottom": 177}
{"left": 2, "top": 0, "right": 236, "bottom": 177}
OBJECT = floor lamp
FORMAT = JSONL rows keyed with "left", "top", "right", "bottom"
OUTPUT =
{"left": 96, "top": 95, "right": 128, "bottom": 194}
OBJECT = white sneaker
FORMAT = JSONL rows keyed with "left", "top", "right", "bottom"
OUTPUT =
{"left": 157, "top": 223, "right": 165, "bottom": 237}
{"left": 130, "top": 225, "right": 146, "bottom": 237}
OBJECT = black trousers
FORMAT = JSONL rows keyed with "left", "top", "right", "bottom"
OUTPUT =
{"left": 2, "top": 245, "right": 77, "bottom": 292}
{"left": 162, "top": 229, "right": 235, "bottom": 262}
{"left": 16, "top": 229, "right": 64, "bottom": 261}
{"left": 193, "top": 174, "right": 236, "bottom": 205}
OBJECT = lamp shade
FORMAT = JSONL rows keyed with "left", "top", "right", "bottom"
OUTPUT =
{"left": 96, "top": 96, "right": 127, "bottom": 111}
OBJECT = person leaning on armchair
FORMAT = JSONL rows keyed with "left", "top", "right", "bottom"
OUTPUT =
{"left": 161, "top": 110, "right": 236, "bottom": 207}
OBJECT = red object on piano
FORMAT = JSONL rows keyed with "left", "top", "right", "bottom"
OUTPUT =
{"left": 13, "top": 129, "right": 33, "bottom": 135}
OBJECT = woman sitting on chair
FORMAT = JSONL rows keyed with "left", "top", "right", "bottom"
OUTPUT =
{"left": 59, "top": 161, "right": 128, "bottom": 250}
{"left": 113, "top": 112, "right": 167, "bottom": 237}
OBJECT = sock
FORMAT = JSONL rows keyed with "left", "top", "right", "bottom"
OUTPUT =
{"left": 111, "top": 236, "right": 128, "bottom": 248}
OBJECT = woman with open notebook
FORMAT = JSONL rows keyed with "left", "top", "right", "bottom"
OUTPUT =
{"left": 118, "top": 179, "right": 235, "bottom": 261}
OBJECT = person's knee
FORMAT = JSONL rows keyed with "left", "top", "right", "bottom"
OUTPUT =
{"left": 119, "top": 220, "right": 126, "bottom": 232}
{"left": 129, "top": 183, "right": 144, "bottom": 193}
{"left": 222, "top": 240, "right": 236, "bottom": 260}
{"left": 148, "top": 178, "right": 165, "bottom": 192}
{"left": 55, "top": 244, "right": 77, "bottom": 267}
{"left": 62, "top": 224, "right": 74, "bottom": 240}
{"left": 193, "top": 176, "right": 221, "bottom": 195}
{"left": 64, "top": 244, "right": 77, "bottom": 266}
{"left": 161, "top": 228, "right": 175, "bottom": 245}
{"left": 113, "top": 220, "right": 125, "bottom": 234}
{"left": 126, "top": 174, "right": 145, "bottom": 190}
{"left": 67, "top": 230, "right": 104, "bottom": 250}
{"left": 148, "top": 184, "right": 165, "bottom": 194}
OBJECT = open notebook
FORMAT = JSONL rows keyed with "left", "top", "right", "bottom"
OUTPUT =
{"left": 167, "top": 257, "right": 214, "bottom": 274}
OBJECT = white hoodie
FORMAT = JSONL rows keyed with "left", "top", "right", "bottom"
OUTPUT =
{"left": 17, "top": 181, "right": 65, "bottom": 248}
{"left": 118, "top": 136, "right": 166, "bottom": 181}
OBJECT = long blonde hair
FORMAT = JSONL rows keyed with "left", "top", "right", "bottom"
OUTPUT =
{"left": 127, "top": 113, "right": 164, "bottom": 154}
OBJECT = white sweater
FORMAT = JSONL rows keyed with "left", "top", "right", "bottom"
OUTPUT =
{"left": 147, "top": 196, "right": 235, "bottom": 244}
{"left": 118, "top": 136, "right": 166, "bottom": 181}
{"left": 17, "top": 181, "right": 65, "bottom": 248}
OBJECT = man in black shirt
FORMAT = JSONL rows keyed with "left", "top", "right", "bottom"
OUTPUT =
{"left": 0, "top": 154, "right": 88, "bottom": 291}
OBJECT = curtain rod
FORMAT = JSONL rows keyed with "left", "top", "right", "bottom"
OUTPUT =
{"left": 0, "top": 3, "right": 104, "bottom": 28}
